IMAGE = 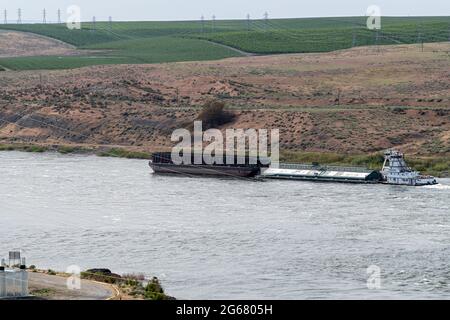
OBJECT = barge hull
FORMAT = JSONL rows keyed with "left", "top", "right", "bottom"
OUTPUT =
{"left": 150, "top": 164, "right": 260, "bottom": 178}
{"left": 262, "top": 175, "right": 379, "bottom": 184}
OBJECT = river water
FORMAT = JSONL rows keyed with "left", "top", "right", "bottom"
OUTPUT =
{"left": 1, "top": 151, "right": 449, "bottom": 299}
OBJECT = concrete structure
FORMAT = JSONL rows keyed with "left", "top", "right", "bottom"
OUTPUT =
{"left": 0, "top": 266, "right": 28, "bottom": 299}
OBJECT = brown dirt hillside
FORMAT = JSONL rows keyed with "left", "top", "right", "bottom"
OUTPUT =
{"left": 0, "top": 43, "right": 449, "bottom": 156}
{"left": 0, "top": 30, "right": 80, "bottom": 58}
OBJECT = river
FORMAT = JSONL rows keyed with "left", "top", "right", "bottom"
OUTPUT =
{"left": 1, "top": 151, "right": 449, "bottom": 299}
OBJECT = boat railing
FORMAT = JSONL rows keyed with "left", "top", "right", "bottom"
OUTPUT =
{"left": 279, "top": 163, "right": 372, "bottom": 173}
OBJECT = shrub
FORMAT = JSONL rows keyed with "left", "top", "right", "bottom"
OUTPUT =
{"left": 47, "top": 269, "right": 56, "bottom": 275}
{"left": 197, "top": 100, "right": 235, "bottom": 129}
{"left": 144, "top": 277, "right": 171, "bottom": 300}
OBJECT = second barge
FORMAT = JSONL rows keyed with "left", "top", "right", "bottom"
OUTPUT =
{"left": 261, "top": 164, "right": 382, "bottom": 184}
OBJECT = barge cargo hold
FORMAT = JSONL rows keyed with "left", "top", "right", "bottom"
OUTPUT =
{"left": 261, "top": 164, "right": 383, "bottom": 184}
{"left": 149, "top": 152, "right": 270, "bottom": 178}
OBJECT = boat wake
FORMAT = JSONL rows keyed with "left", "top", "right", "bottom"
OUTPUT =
{"left": 423, "top": 184, "right": 450, "bottom": 191}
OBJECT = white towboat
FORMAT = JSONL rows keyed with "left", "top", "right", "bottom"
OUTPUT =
{"left": 381, "top": 150, "right": 437, "bottom": 186}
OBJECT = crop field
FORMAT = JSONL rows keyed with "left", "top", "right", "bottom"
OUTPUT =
{"left": 0, "top": 37, "right": 241, "bottom": 70}
{"left": 0, "top": 16, "right": 448, "bottom": 70}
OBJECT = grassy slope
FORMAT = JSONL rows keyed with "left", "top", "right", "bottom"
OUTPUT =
{"left": 0, "top": 16, "right": 448, "bottom": 70}
{"left": 0, "top": 37, "right": 242, "bottom": 70}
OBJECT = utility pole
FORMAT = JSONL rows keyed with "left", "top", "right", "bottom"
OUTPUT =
{"left": 352, "top": 26, "right": 357, "bottom": 47}
{"left": 246, "top": 14, "right": 251, "bottom": 31}
{"left": 212, "top": 14, "right": 216, "bottom": 33}
{"left": 43, "top": 8, "right": 46, "bottom": 24}
{"left": 17, "top": 8, "right": 21, "bottom": 24}
{"left": 3, "top": 9, "right": 6, "bottom": 24}
{"left": 92, "top": 16, "right": 96, "bottom": 32}
{"left": 263, "top": 11, "right": 269, "bottom": 32}
{"left": 200, "top": 15, "right": 205, "bottom": 33}
{"left": 109, "top": 16, "right": 113, "bottom": 31}
{"left": 57, "top": 8, "right": 61, "bottom": 24}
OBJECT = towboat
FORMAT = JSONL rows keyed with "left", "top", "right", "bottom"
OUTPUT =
{"left": 381, "top": 150, "right": 438, "bottom": 186}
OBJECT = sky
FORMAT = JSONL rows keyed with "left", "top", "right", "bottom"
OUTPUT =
{"left": 0, "top": 0, "right": 449, "bottom": 22}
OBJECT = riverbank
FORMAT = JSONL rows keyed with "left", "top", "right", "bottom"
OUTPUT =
{"left": 26, "top": 267, "right": 173, "bottom": 300}
{"left": 1, "top": 143, "right": 448, "bottom": 177}
{"left": 0, "top": 143, "right": 151, "bottom": 159}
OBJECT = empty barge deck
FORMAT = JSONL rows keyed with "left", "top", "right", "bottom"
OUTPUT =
{"left": 261, "top": 164, "right": 383, "bottom": 184}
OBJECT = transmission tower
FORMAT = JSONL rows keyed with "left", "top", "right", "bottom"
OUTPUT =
{"left": 43, "top": 8, "right": 46, "bottom": 24}
{"left": 246, "top": 14, "right": 251, "bottom": 31}
{"left": 200, "top": 15, "right": 205, "bottom": 33}
{"left": 212, "top": 14, "right": 216, "bottom": 32}
{"left": 17, "top": 8, "right": 21, "bottom": 24}
{"left": 109, "top": 16, "right": 112, "bottom": 31}
{"left": 57, "top": 9, "right": 61, "bottom": 24}
{"left": 263, "top": 12, "right": 269, "bottom": 32}
{"left": 3, "top": 9, "right": 6, "bottom": 24}
{"left": 92, "top": 16, "right": 96, "bottom": 31}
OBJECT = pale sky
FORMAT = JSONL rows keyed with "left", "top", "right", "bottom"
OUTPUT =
{"left": 0, "top": 0, "right": 449, "bottom": 22}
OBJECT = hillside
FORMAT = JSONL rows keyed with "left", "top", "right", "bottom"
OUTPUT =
{"left": 0, "top": 43, "right": 449, "bottom": 174}
{"left": 0, "top": 16, "right": 449, "bottom": 70}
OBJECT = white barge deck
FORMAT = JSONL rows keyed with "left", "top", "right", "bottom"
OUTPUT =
{"left": 261, "top": 164, "right": 382, "bottom": 184}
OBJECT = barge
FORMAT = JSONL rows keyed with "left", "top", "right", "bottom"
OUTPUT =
{"left": 261, "top": 164, "right": 382, "bottom": 184}
{"left": 149, "top": 152, "right": 270, "bottom": 178}
{"left": 261, "top": 150, "right": 437, "bottom": 186}
{"left": 149, "top": 150, "right": 438, "bottom": 186}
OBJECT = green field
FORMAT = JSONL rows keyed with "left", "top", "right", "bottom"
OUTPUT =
{"left": 0, "top": 37, "right": 242, "bottom": 70}
{"left": 0, "top": 16, "right": 448, "bottom": 70}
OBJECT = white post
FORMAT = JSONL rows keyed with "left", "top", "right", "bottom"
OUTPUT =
{"left": 6, "top": 271, "right": 14, "bottom": 297}
{"left": 20, "top": 268, "right": 28, "bottom": 297}
{"left": 0, "top": 267, "right": 5, "bottom": 298}
{"left": 20, "top": 260, "right": 28, "bottom": 297}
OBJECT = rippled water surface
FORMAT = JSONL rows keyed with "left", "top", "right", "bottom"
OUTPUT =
{"left": 1, "top": 151, "right": 450, "bottom": 299}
